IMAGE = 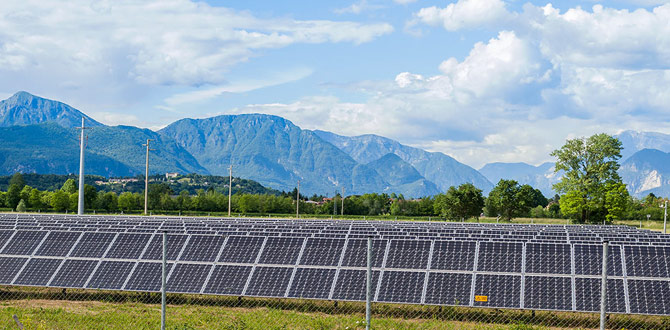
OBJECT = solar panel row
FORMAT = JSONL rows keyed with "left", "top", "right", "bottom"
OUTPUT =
{"left": 0, "top": 214, "right": 669, "bottom": 316}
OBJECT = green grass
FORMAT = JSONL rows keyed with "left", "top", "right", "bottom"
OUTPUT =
{"left": 0, "top": 288, "right": 667, "bottom": 330}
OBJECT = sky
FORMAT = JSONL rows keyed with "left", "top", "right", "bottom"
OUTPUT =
{"left": 1, "top": 0, "right": 670, "bottom": 169}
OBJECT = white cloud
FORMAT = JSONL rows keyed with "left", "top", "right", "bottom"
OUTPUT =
{"left": 163, "top": 67, "right": 314, "bottom": 106}
{"left": 0, "top": 0, "right": 393, "bottom": 87}
{"left": 409, "top": 0, "right": 512, "bottom": 31}
{"left": 334, "top": 0, "right": 385, "bottom": 14}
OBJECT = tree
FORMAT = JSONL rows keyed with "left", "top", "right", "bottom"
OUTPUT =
{"left": 9, "top": 173, "right": 25, "bottom": 190}
{"left": 51, "top": 190, "right": 70, "bottom": 212}
{"left": 434, "top": 183, "right": 484, "bottom": 220}
{"left": 16, "top": 199, "right": 26, "bottom": 212}
{"left": 604, "top": 182, "right": 629, "bottom": 222}
{"left": 6, "top": 184, "right": 21, "bottom": 210}
{"left": 29, "top": 189, "right": 44, "bottom": 210}
{"left": 118, "top": 192, "right": 139, "bottom": 212}
{"left": 84, "top": 184, "right": 98, "bottom": 208}
{"left": 486, "top": 179, "right": 535, "bottom": 221}
{"left": 61, "top": 179, "right": 77, "bottom": 194}
{"left": 552, "top": 133, "right": 624, "bottom": 223}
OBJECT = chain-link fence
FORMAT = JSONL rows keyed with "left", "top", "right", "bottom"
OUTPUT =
{"left": 1, "top": 285, "right": 669, "bottom": 329}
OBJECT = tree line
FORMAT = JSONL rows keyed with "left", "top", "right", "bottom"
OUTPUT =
{"left": 0, "top": 134, "right": 664, "bottom": 223}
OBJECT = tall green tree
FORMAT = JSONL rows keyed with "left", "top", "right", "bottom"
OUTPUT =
{"left": 434, "top": 183, "right": 484, "bottom": 220}
{"left": 486, "top": 179, "right": 535, "bottom": 220}
{"left": 61, "top": 179, "right": 77, "bottom": 194}
{"left": 6, "top": 184, "right": 21, "bottom": 210}
{"left": 9, "top": 173, "right": 25, "bottom": 190}
{"left": 551, "top": 133, "right": 624, "bottom": 223}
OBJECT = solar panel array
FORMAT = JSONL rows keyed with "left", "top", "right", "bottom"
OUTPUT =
{"left": 1, "top": 213, "right": 670, "bottom": 316}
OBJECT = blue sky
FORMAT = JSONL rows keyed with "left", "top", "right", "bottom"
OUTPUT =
{"left": 1, "top": 0, "right": 670, "bottom": 168}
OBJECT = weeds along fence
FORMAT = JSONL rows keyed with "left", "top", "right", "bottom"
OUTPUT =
{"left": 1, "top": 237, "right": 670, "bottom": 329}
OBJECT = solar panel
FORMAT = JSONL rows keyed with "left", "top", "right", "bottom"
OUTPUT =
{"left": 377, "top": 271, "right": 425, "bottom": 304}
{"left": 0, "top": 257, "right": 28, "bottom": 284}
{"left": 179, "top": 235, "right": 225, "bottom": 262}
{"left": 2, "top": 230, "right": 47, "bottom": 255}
{"left": 34, "top": 231, "right": 82, "bottom": 257}
{"left": 384, "top": 240, "right": 431, "bottom": 269}
{"left": 218, "top": 236, "right": 264, "bottom": 263}
{"left": 525, "top": 243, "right": 572, "bottom": 274}
{"left": 424, "top": 272, "right": 472, "bottom": 306}
{"left": 50, "top": 259, "right": 99, "bottom": 288}
{"left": 624, "top": 246, "right": 670, "bottom": 278}
{"left": 340, "top": 239, "right": 387, "bottom": 267}
{"left": 298, "top": 238, "right": 345, "bottom": 266}
{"left": 203, "top": 265, "right": 252, "bottom": 295}
{"left": 477, "top": 242, "right": 523, "bottom": 273}
{"left": 627, "top": 279, "right": 670, "bottom": 315}
{"left": 105, "top": 233, "right": 152, "bottom": 259}
{"left": 257, "top": 237, "right": 304, "bottom": 265}
{"left": 331, "top": 269, "right": 380, "bottom": 301}
{"left": 574, "top": 244, "right": 623, "bottom": 276}
{"left": 430, "top": 241, "right": 477, "bottom": 271}
{"left": 141, "top": 234, "right": 188, "bottom": 260}
{"left": 70, "top": 232, "right": 117, "bottom": 258}
{"left": 87, "top": 261, "right": 135, "bottom": 290}
{"left": 473, "top": 274, "right": 522, "bottom": 309}
{"left": 167, "top": 264, "right": 211, "bottom": 293}
{"left": 245, "top": 266, "right": 293, "bottom": 297}
{"left": 125, "top": 262, "right": 174, "bottom": 292}
{"left": 287, "top": 268, "right": 336, "bottom": 299}
{"left": 14, "top": 258, "right": 63, "bottom": 286}
{"left": 524, "top": 276, "right": 573, "bottom": 311}
{"left": 574, "top": 278, "right": 626, "bottom": 313}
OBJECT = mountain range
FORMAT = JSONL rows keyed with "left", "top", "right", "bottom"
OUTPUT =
{"left": 0, "top": 91, "right": 669, "bottom": 198}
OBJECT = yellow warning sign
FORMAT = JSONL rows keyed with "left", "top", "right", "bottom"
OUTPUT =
{"left": 475, "top": 295, "right": 488, "bottom": 302}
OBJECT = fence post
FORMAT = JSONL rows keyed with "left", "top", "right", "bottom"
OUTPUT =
{"left": 161, "top": 232, "right": 167, "bottom": 330}
{"left": 600, "top": 241, "right": 609, "bottom": 330}
{"left": 366, "top": 236, "right": 372, "bottom": 330}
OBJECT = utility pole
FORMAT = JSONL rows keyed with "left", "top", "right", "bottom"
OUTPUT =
{"left": 662, "top": 200, "right": 667, "bottom": 234}
{"left": 143, "top": 139, "right": 155, "bottom": 215}
{"left": 228, "top": 165, "right": 232, "bottom": 217}
{"left": 296, "top": 180, "right": 300, "bottom": 218}
{"left": 341, "top": 187, "right": 345, "bottom": 216}
{"left": 77, "top": 117, "right": 91, "bottom": 215}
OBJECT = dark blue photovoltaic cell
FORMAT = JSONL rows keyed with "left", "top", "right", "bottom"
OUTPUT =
{"left": 525, "top": 243, "right": 572, "bottom": 274}
{"left": 14, "top": 258, "right": 63, "bottom": 286}
{"left": 0, "top": 257, "right": 28, "bottom": 284}
{"left": 124, "top": 263, "right": 174, "bottom": 292}
{"left": 430, "top": 241, "right": 476, "bottom": 271}
{"left": 257, "top": 237, "right": 304, "bottom": 265}
{"left": 245, "top": 267, "right": 293, "bottom": 297}
{"left": 69, "top": 232, "right": 117, "bottom": 258}
{"left": 203, "top": 265, "right": 252, "bottom": 295}
{"left": 377, "top": 271, "right": 425, "bottom": 304}
{"left": 574, "top": 244, "right": 623, "bottom": 276}
{"left": 288, "top": 268, "right": 336, "bottom": 299}
{"left": 87, "top": 261, "right": 135, "bottom": 290}
{"left": 477, "top": 242, "right": 523, "bottom": 273}
{"left": 34, "top": 231, "right": 82, "bottom": 257}
{"left": 424, "top": 272, "right": 472, "bottom": 306}
{"left": 105, "top": 233, "right": 152, "bottom": 259}
{"left": 473, "top": 274, "right": 521, "bottom": 308}
{"left": 218, "top": 236, "right": 264, "bottom": 263}
{"left": 628, "top": 280, "right": 670, "bottom": 315}
{"left": 298, "top": 238, "right": 345, "bottom": 266}
{"left": 384, "top": 240, "right": 431, "bottom": 269}
{"left": 167, "top": 263, "right": 211, "bottom": 293}
{"left": 331, "top": 269, "right": 380, "bottom": 301}
{"left": 341, "top": 239, "right": 387, "bottom": 267}
{"left": 625, "top": 246, "right": 670, "bottom": 278}
{"left": 2, "top": 231, "right": 47, "bottom": 255}
{"left": 50, "top": 259, "right": 99, "bottom": 288}
{"left": 574, "top": 278, "right": 626, "bottom": 313}
{"left": 524, "top": 276, "right": 572, "bottom": 311}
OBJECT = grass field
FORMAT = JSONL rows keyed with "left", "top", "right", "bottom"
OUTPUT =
{"left": 0, "top": 289, "right": 666, "bottom": 330}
